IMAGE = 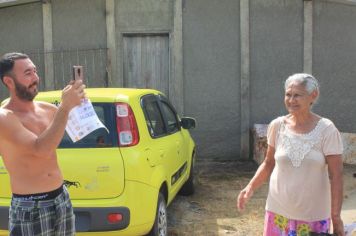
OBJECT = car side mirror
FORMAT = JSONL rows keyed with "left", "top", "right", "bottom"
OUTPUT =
{"left": 180, "top": 117, "right": 196, "bottom": 129}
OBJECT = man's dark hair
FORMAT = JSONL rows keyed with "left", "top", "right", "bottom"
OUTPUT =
{"left": 0, "top": 52, "right": 29, "bottom": 84}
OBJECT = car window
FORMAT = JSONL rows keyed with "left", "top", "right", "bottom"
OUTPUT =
{"left": 160, "top": 101, "right": 179, "bottom": 134}
{"left": 142, "top": 98, "right": 166, "bottom": 137}
{"left": 59, "top": 103, "right": 117, "bottom": 148}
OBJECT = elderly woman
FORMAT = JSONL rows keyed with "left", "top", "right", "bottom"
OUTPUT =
{"left": 237, "top": 73, "right": 345, "bottom": 236}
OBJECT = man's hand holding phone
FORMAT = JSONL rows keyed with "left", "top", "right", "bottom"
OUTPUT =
{"left": 72, "top": 65, "right": 84, "bottom": 81}
{"left": 61, "top": 65, "right": 86, "bottom": 111}
{"left": 64, "top": 66, "right": 108, "bottom": 142}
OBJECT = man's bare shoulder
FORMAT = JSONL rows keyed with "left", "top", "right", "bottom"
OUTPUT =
{"left": 0, "top": 107, "right": 16, "bottom": 121}
{"left": 0, "top": 108, "right": 21, "bottom": 140}
{"left": 36, "top": 101, "right": 58, "bottom": 112}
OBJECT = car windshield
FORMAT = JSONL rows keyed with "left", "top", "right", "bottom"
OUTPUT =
{"left": 59, "top": 103, "right": 117, "bottom": 148}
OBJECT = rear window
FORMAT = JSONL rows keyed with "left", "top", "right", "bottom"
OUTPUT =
{"left": 59, "top": 103, "right": 118, "bottom": 148}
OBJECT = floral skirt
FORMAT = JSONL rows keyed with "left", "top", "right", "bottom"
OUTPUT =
{"left": 263, "top": 211, "right": 330, "bottom": 236}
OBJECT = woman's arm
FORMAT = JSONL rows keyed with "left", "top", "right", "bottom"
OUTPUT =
{"left": 237, "top": 145, "right": 275, "bottom": 211}
{"left": 326, "top": 154, "right": 345, "bottom": 236}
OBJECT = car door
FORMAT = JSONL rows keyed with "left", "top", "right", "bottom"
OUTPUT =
{"left": 141, "top": 95, "right": 186, "bottom": 196}
{"left": 157, "top": 97, "right": 188, "bottom": 195}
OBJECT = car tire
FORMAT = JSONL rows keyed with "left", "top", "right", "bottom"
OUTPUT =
{"left": 178, "top": 158, "right": 195, "bottom": 196}
{"left": 148, "top": 192, "right": 167, "bottom": 236}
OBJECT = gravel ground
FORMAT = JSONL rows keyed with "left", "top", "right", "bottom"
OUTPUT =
{"left": 167, "top": 160, "right": 356, "bottom": 236}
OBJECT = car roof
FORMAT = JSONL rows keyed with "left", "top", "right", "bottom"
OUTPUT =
{"left": 35, "top": 88, "right": 163, "bottom": 103}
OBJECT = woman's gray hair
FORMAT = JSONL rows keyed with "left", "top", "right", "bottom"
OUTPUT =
{"left": 284, "top": 73, "right": 320, "bottom": 104}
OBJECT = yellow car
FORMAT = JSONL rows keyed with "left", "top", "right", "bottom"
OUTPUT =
{"left": 0, "top": 88, "right": 196, "bottom": 236}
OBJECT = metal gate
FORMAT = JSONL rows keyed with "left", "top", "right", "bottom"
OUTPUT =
{"left": 26, "top": 48, "right": 109, "bottom": 90}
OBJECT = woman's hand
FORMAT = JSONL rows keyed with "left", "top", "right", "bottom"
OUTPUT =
{"left": 236, "top": 145, "right": 275, "bottom": 212}
{"left": 237, "top": 185, "right": 254, "bottom": 212}
{"left": 332, "top": 215, "right": 345, "bottom": 236}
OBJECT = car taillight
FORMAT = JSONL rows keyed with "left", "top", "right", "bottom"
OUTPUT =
{"left": 116, "top": 102, "right": 139, "bottom": 147}
{"left": 107, "top": 213, "right": 123, "bottom": 223}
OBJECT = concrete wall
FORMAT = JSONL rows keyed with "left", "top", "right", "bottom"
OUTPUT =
{"left": 313, "top": 0, "right": 356, "bottom": 133}
{"left": 1, "top": 0, "right": 356, "bottom": 161}
{"left": 50, "top": 0, "right": 107, "bottom": 88}
{"left": 0, "top": 2, "right": 43, "bottom": 98}
{"left": 183, "top": 0, "right": 241, "bottom": 160}
{"left": 51, "top": 0, "right": 106, "bottom": 49}
{"left": 182, "top": 0, "right": 356, "bottom": 160}
{"left": 116, "top": 0, "right": 172, "bottom": 31}
{"left": 250, "top": 0, "right": 304, "bottom": 124}
{"left": 0, "top": 2, "right": 43, "bottom": 54}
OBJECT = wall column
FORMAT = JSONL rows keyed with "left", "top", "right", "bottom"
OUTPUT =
{"left": 106, "top": 0, "right": 118, "bottom": 87}
{"left": 240, "top": 0, "right": 250, "bottom": 160}
{"left": 170, "top": 0, "right": 184, "bottom": 115}
{"left": 42, "top": 1, "right": 54, "bottom": 90}
{"left": 303, "top": 0, "right": 313, "bottom": 74}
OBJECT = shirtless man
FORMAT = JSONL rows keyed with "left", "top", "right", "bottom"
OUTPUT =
{"left": 0, "top": 52, "right": 85, "bottom": 236}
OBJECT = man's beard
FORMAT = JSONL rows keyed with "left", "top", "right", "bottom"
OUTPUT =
{"left": 13, "top": 79, "right": 39, "bottom": 101}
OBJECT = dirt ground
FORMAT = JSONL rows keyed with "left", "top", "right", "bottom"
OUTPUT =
{"left": 167, "top": 160, "right": 356, "bottom": 236}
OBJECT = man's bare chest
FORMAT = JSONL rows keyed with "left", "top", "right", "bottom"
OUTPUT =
{"left": 18, "top": 112, "right": 52, "bottom": 136}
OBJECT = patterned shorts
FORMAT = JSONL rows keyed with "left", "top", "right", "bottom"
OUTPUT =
{"left": 8, "top": 186, "right": 75, "bottom": 236}
{"left": 263, "top": 211, "right": 331, "bottom": 236}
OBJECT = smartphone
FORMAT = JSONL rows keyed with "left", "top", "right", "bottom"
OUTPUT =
{"left": 72, "top": 65, "right": 84, "bottom": 81}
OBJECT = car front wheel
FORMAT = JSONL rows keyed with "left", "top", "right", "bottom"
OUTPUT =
{"left": 148, "top": 192, "right": 167, "bottom": 236}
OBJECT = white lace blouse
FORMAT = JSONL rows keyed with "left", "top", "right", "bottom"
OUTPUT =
{"left": 265, "top": 116, "right": 343, "bottom": 221}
